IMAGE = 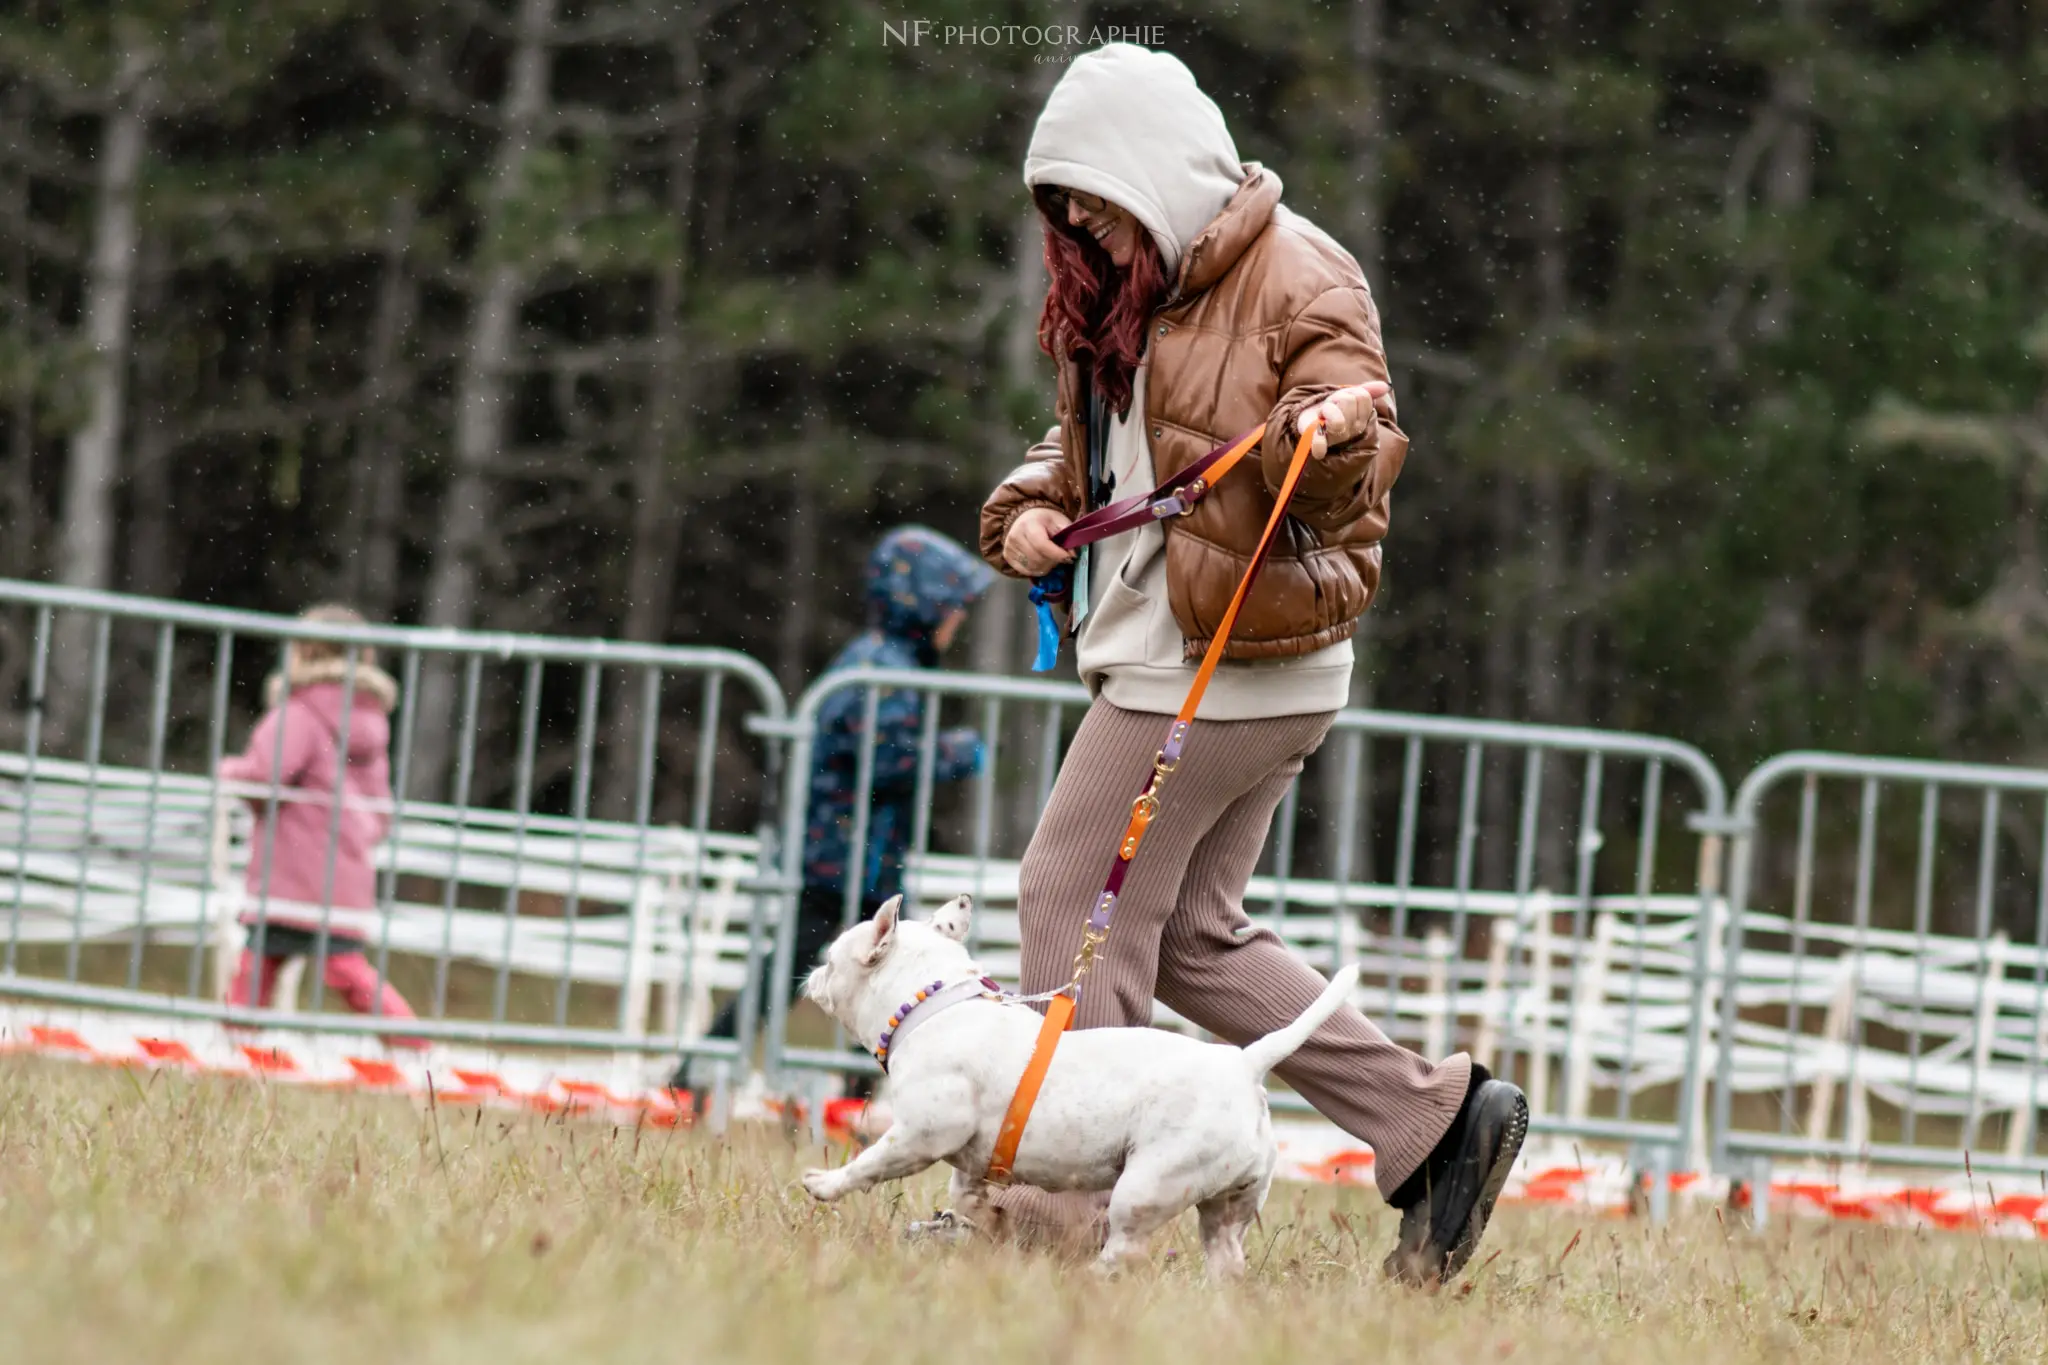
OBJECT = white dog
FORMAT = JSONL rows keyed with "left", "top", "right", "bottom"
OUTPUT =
{"left": 800, "top": 893, "right": 1360, "bottom": 1279}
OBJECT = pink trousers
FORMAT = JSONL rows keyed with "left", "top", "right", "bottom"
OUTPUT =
{"left": 228, "top": 947, "right": 424, "bottom": 1047}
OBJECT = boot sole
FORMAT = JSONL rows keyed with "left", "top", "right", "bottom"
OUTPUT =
{"left": 1440, "top": 1087, "right": 1528, "bottom": 1281}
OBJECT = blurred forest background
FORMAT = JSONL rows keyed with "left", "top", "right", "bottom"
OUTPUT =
{"left": 2, "top": 0, "right": 2045, "bottom": 783}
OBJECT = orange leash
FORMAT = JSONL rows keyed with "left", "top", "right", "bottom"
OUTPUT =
{"left": 986, "top": 417, "right": 1323, "bottom": 1184}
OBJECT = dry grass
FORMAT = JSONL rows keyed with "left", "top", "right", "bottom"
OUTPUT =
{"left": 1, "top": 1056, "right": 2042, "bottom": 1365}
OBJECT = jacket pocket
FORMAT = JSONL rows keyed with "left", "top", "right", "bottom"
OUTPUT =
{"left": 1085, "top": 530, "right": 1184, "bottom": 673}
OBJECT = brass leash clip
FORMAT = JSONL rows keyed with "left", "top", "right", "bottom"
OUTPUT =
{"left": 1121, "top": 776, "right": 1163, "bottom": 859}
{"left": 1119, "top": 754, "right": 1175, "bottom": 858}
{"left": 1071, "top": 925, "right": 1108, "bottom": 980}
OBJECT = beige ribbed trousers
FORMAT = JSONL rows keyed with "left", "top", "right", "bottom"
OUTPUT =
{"left": 984, "top": 699, "right": 1470, "bottom": 1243}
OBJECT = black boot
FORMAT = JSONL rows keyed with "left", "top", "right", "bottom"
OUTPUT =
{"left": 1382, "top": 1062, "right": 1529, "bottom": 1286}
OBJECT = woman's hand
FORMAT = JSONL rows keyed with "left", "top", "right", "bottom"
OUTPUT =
{"left": 1296, "top": 381, "right": 1397, "bottom": 459}
{"left": 1004, "top": 506, "right": 1075, "bottom": 577}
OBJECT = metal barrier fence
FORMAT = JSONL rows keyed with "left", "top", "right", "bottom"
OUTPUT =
{"left": 9, "top": 578, "right": 2048, "bottom": 1190}
{"left": 759, "top": 667, "right": 1731, "bottom": 1164}
{"left": 0, "top": 579, "right": 786, "bottom": 1072}
{"left": 1715, "top": 752, "right": 2048, "bottom": 1178}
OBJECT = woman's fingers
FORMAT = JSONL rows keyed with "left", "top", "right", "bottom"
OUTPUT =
{"left": 1029, "top": 516, "right": 1076, "bottom": 570}
{"left": 1005, "top": 508, "right": 1074, "bottom": 576}
{"left": 1297, "top": 381, "right": 1396, "bottom": 454}
{"left": 1295, "top": 396, "right": 1345, "bottom": 457}
{"left": 1326, "top": 388, "right": 1375, "bottom": 443}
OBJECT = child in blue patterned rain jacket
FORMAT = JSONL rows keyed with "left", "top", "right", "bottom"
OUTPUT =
{"left": 683, "top": 526, "right": 991, "bottom": 1085}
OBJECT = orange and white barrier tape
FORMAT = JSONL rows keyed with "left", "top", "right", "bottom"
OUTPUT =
{"left": 1727, "top": 1169, "right": 2048, "bottom": 1237}
{"left": 0, "top": 998, "right": 879, "bottom": 1138}
{"left": 0, "top": 998, "right": 705, "bottom": 1121}
{"left": 1266, "top": 1118, "right": 2048, "bottom": 1237}
{"left": 1271, "top": 1121, "right": 1657, "bottom": 1212}
{"left": 7, "top": 1000, "right": 2041, "bottom": 1238}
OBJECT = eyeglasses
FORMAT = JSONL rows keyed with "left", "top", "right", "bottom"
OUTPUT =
{"left": 1044, "top": 186, "right": 1109, "bottom": 217}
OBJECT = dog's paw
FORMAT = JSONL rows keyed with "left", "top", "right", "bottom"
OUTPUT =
{"left": 902, "top": 1209, "right": 977, "bottom": 1245}
{"left": 802, "top": 1167, "right": 850, "bottom": 1202}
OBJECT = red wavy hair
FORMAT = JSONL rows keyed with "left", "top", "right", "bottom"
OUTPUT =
{"left": 1033, "top": 184, "right": 1169, "bottom": 417}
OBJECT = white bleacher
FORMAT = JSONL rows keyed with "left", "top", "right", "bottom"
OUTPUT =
{"left": 0, "top": 752, "right": 765, "bottom": 1042}
{"left": 1713, "top": 910, "right": 2048, "bottom": 1160}
{"left": 8, "top": 750, "right": 2046, "bottom": 1165}
{"left": 907, "top": 851, "right": 2048, "bottom": 1160}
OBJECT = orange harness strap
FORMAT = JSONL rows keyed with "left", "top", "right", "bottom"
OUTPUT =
{"left": 987, "top": 992, "right": 1074, "bottom": 1175}
{"left": 986, "top": 417, "right": 1323, "bottom": 1185}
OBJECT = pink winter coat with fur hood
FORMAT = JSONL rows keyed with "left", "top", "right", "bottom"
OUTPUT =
{"left": 218, "top": 656, "right": 399, "bottom": 934}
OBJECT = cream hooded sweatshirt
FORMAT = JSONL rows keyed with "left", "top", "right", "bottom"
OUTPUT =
{"left": 1025, "top": 44, "right": 1354, "bottom": 719}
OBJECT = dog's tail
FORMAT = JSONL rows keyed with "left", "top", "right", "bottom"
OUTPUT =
{"left": 1239, "top": 964, "right": 1360, "bottom": 1080}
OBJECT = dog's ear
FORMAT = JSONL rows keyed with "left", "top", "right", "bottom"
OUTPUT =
{"left": 859, "top": 895, "right": 903, "bottom": 967}
{"left": 931, "top": 894, "right": 972, "bottom": 943}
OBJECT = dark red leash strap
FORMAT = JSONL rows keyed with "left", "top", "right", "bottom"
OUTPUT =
{"left": 1026, "top": 424, "right": 1268, "bottom": 673}
{"left": 1048, "top": 423, "right": 1266, "bottom": 553}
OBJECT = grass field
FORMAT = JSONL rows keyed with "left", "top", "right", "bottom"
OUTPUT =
{"left": 1, "top": 1057, "right": 2042, "bottom": 1365}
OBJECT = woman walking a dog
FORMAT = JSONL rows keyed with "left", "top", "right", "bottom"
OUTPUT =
{"left": 972, "top": 43, "right": 1527, "bottom": 1285}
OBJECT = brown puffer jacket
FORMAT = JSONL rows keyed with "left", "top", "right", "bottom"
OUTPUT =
{"left": 979, "top": 166, "right": 1408, "bottom": 661}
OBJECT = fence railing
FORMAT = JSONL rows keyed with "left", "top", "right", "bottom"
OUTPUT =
{"left": 758, "top": 666, "right": 1731, "bottom": 1165}
{"left": 6, "top": 578, "right": 2048, "bottom": 1188}
{"left": 1715, "top": 752, "right": 2048, "bottom": 1177}
{"left": 0, "top": 579, "right": 786, "bottom": 1074}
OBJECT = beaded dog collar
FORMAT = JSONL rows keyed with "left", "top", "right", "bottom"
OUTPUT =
{"left": 873, "top": 975, "right": 1004, "bottom": 1072}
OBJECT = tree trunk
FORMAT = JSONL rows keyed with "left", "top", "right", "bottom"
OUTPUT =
{"left": 1345, "top": 0, "right": 1387, "bottom": 286}
{"left": 1479, "top": 469, "right": 1519, "bottom": 890}
{"left": 411, "top": 0, "right": 557, "bottom": 798}
{"left": 971, "top": 35, "right": 1068, "bottom": 692}
{"left": 1581, "top": 155, "right": 1650, "bottom": 737}
{"left": 774, "top": 411, "right": 823, "bottom": 700}
{"left": 347, "top": 196, "right": 418, "bottom": 622}
{"left": 1527, "top": 465, "right": 1570, "bottom": 890}
{"left": 1322, "top": 0, "right": 1389, "bottom": 882}
{"left": 982, "top": 29, "right": 1071, "bottom": 849}
{"left": 1752, "top": 0, "right": 1814, "bottom": 343}
{"left": 0, "top": 78, "right": 34, "bottom": 736}
{"left": 124, "top": 236, "right": 175, "bottom": 597}
{"left": 50, "top": 42, "right": 152, "bottom": 742}
{"left": 4, "top": 79, "right": 34, "bottom": 585}
{"left": 1525, "top": 462, "right": 1565, "bottom": 723}
{"left": 977, "top": 203, "right": 1053, "bottom": 850}
{"left": 1524, "top": 5, "right": 1569, "bottom": 731}
{"left": 601, "top": 26, "right": 704, "bottom": 818}
{"left": 1524, "top": 0, "right": 1575, "bottom": 889}
{"left": 1573, "top": 471, "right": 1614, "bottom": 725}
{"left": 971, "top": 199, "right": 1049, "bottom": 673}
{"left": 615, "top": 253, "right": 688, "bottom": 652}
{"left": 3, "top": 344, "right": 27, "bottom": 583}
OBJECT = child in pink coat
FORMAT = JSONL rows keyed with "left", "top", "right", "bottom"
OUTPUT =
{"left": 219, "top": 605, "right": 418, "bottom": 1031}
